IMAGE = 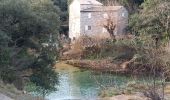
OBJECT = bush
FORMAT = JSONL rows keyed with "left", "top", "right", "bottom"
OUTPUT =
{"left": 70, "top": 35, "right": 136, "bottom": 60}
{"left": 69, "top": 35, "right": 170, "bottom": 78}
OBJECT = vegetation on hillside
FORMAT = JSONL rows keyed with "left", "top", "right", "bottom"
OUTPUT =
{"left": 99, "top": 0, "right": 144, "bottom": 13}
{"left": 129, "top": 0, "right": 170, "bottom": 43}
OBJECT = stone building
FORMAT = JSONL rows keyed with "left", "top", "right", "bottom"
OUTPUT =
{"left": 69, "top": 0, "right": 128, "bottom": 40}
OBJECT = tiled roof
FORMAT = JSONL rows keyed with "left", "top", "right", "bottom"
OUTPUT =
{"left": 81, "top": 6, "right": 123, "bottom": 12}
{"left": 80, "top": 0, "right": 103, "bottom": 5}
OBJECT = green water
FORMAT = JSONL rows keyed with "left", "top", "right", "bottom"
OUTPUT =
{"left": 46, "top": 63, "right": 155, "bottom": 100}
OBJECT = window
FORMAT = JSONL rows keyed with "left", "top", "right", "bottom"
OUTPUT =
{"left": 73, "top": 37, "right": 76, "bottom": 41}
{"left": 85, "top": 25, "right": 91, "bottom": 31}
{"left": 103, "top": 13, "right": 108, "bottom": 18}
{"left": 122, "top": 13, "right": 125, "bottom": 17}
{"left": 88, "top": 13, "right": 91, "bottom": 18}
{"left": 114, "top": 31, "right": 117, "bottom": 35}
{"left": 103, "top": 27, "right": 107, "bottom": 33}
{"left": 88, "top": 26, "right": 91, "bottom": 30}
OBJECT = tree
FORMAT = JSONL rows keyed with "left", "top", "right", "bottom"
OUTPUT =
{"left": 103, "top": 17, "right": 116, "bottom": 39}
{"left": 52, "top": 0, "right": 69, "bottom": 36}
{"left": 30, "top": 44, "right": 59, "bottom": 98}
{"left": 129, "top": 0, "right": 170, "bottom": 43}
{"left": 98, "top": 0, "right": 144, "bottom": 13}
{"left": 0, "top": 0, "right": 60, "bottom": 94}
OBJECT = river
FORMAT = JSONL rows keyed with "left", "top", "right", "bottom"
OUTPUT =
{"left": 46, "top": 62, "right": 155, "bottom": 100}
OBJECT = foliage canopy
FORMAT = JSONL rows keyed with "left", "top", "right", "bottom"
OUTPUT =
{"left": 0, "top": 0, "right": 60, "bottom": 96}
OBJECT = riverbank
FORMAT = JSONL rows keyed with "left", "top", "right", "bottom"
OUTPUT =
{"left": 0, "top": 93, "right": 13, "bottom": 100}
{"left": 65, "top": 59, "right": 128, "bottom": 73}
{"left": 100, "top": 94, "right": 150, "bottom": 100}
{"left": 60, "top": 36, "right": 170, "bottom": 77}
{"left": 65, "top": 58, "right": 153, "bottom": 75}
{"left": 0, "top": 81, "right": 44, "bottom": 100}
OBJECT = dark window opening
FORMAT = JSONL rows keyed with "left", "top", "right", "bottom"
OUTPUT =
{"left": 88, "top": 26, "right": 91, "bottom": 30}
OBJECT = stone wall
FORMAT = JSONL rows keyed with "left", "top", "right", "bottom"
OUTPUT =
{"left": 69, "top": 0, "right": 81, "bottom": 40}
{"left": 80, "top": 8, "right": 128, "bottom": 38}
